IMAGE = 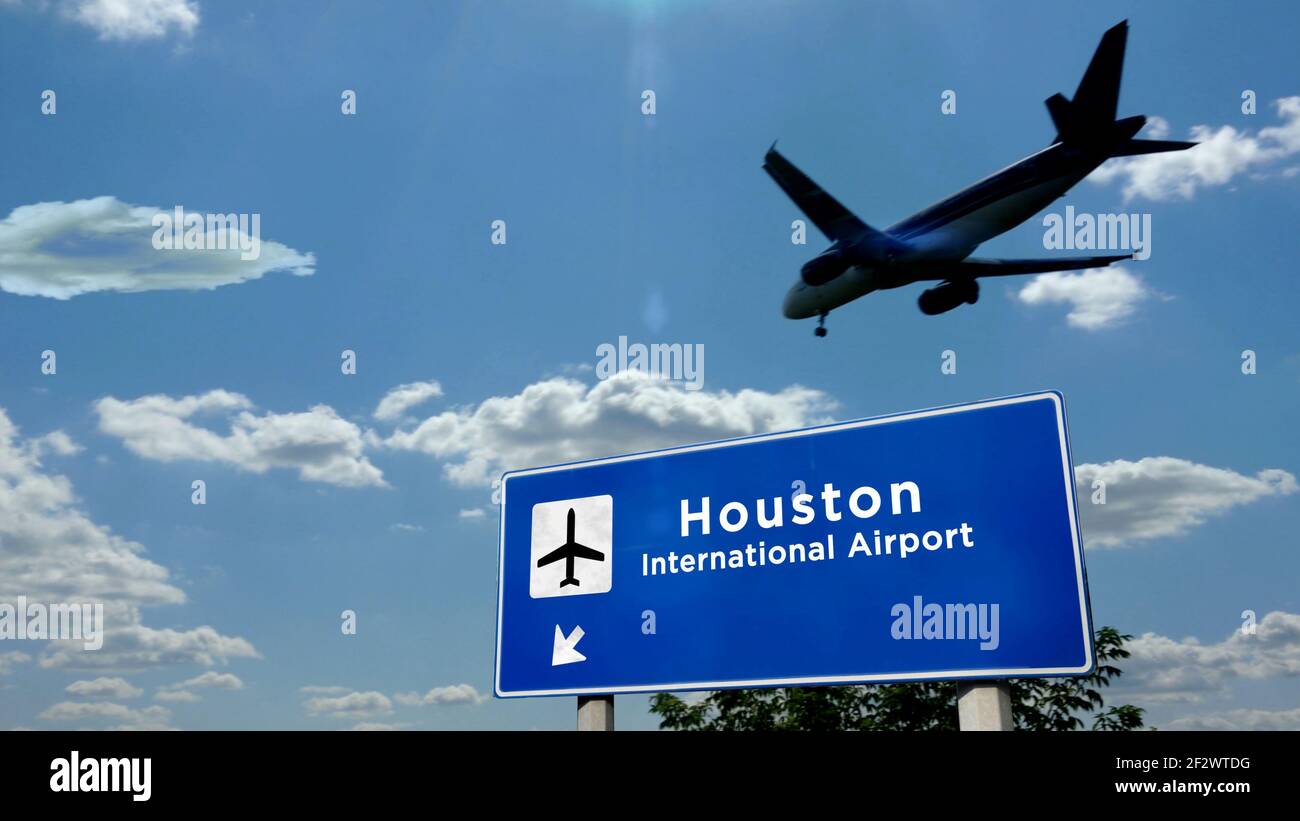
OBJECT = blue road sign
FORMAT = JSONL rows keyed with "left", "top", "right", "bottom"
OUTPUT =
{"left": 494, "top": 391, "right": 1093, "bottom": 698}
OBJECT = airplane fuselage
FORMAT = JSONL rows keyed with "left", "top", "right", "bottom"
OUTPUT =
{"left": 782, "top": 142, "right": 1107, "bottom": 319}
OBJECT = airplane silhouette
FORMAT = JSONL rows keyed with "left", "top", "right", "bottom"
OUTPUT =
{"left": 537, "top": 508, "right": 605, "bottom": 588}
{"left": 765, "top": 20, "right": 1196, "bottom": 335}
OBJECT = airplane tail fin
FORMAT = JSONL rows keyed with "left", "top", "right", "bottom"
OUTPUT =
{"left": 1044, "top": 20, "right": 1197, "bottom": 157}
{"left": 1045, "top": 20, "right": 1128, "bottom": 144}
{"left": 560, "top": 577, "right": 579, "bottom": 588}
{"left": 1071, "top": 19, "right": 1128, "bottom": 127}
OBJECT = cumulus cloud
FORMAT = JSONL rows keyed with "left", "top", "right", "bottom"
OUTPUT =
{"left": 1119, "top": 611, "right": 1300, "bottom": 704}
{"left": 159, "top": 671, "right": 243, "bottom": 695}
{"left": 29, "top": 431, "right": 81, "bottom": 458}
{"left": 1016, "top": 266, "right": 1150, "bottom": 330}
{"left": 0, "top": 651, "right": 32, "bottom": 676}
{"left": 1163, "top": 707, "right": 1300, "bottom": 731}
{"left": 153, "top": 671, "right": 241, "bottom": 702}
{"left": 1075, "top": 457, "right": 1297, "bottom": 548}
{"left": 0, "top": 410, "right": 180, "bottom": 608}
{"left": 1089, "top": 97, "right": 1300, "bottom": 201}
{"left": 0, "top": 197, "right": 313, "bottom": 299}
{"left": 1143, "top": 115, "right": 1171, "bottom": 140}
{"left": 383, "top": 373, "right": 836, "bottom": 487}
{"left": 39, "top": 700, "right": 172, "bottom": 730}
{"left": 0, "top": 405, "right": 257, "bottom": 672}
{"left": 65, "top": 677, "right": 142, "bottom": 700}
{"left": 304, "top": 690, "right": 393, "bottom": 719}
{"left": 351, "top": 721, "right": 409, "bottom": 731}
{"left": 298, "top": 685, "right": 349, "bottom": 696}
{"left": 374, "top": 381, "right": 443, "bottom": 422}
{"left": 95, "top": 390, "right": 386, "bottom": 488}
{"left": 61, "top": 0, "right": 200, "bottom": 41}
{"left": 39, "top": 623, "right": 259, "bottom": 671}
{"left": 393, "top": 684, "right": 485, "bottom": 707}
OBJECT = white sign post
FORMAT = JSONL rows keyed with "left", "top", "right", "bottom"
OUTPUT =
{"left": 957, "top": 681, "right": 1013, "bottom": 730}
{"left": 577, "top": 695, "right": 614, "bottom": 731}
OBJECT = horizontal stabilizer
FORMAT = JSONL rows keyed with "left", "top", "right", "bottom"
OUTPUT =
{"left": 1111, "top": 138, "right": 1198, "bottom": 156}
{"left": 1045, "top": 93, "right": 1074, "bottom": 142}
{"left": 922, "top": 253, "right": 1132, "bottom": 280}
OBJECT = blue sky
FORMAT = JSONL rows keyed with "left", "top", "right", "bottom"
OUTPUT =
{"left": 0, "top": 0, "right": 1297, "bottom": 730}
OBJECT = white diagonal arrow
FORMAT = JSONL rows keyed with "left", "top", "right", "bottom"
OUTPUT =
{"left": 552, "top": 624, "right": 586, "bottom": 666}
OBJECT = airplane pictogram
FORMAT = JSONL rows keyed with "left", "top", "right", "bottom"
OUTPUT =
{"left": 535, "top": 508, "right": 605, "bottom": 588}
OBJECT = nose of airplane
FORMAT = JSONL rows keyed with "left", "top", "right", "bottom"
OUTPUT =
{"left": 782, "top": 283, "right": 813, "bottom": 319}
{"left": 781, "top": 287, "right": 798, "bottom": 319}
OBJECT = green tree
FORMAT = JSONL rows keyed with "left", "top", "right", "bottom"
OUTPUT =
{"left": 651, "top": 626, "right": 1144, "bottom": 731}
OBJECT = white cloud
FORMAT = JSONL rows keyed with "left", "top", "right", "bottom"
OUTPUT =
{"left": 457, "top": 508, "right": 486, "bottom": 520}
{"left": 1089, "top": 97, "right": 1300, "bottom": 201}
{"left": 39, "top": 623, "right": 259, "bottom": 671}
{"left": 65, "top": 677, "right": 142, "bottom": 700}
{"left": 161, "top": 671, "right": 243, "bottom": 692}
{"left": 421, "top": 684, "right": 484, "bottom": 705}
{"left": 304, "top": 690, "right": 393, "bottom": 719}
{"left": 29, "top": 431, "right": 81, "bottom": 458}
{"left": 1120, "top": 611, "right": 1300, "bottom": 703}
{"left": 0, "top": 651, "right": 32, "bottom": 676}
{"left": 61, "top": 0, "right": 199, "bottom": 41}
{"left": 0, "top": 405, "right": 257, "bottom": 671}
{"left": 0, "top": 197, "right": 313, "bottom": 299}
{"left": 1016, "top": 266, "right": 1150, "bottom": 330}
{"left": 298, "top": 685, "right": 349, "bottom": 696}
{"left": 0, "top": 410, "right": 180, "bottom": 608}
{"left": 153, "top": 671, "right": 241, "bottom": 702}
{"left": 1143, "top": 115, "right": 1171, "bottom": 140}
{"left": 390, "top": 522, "right": 425, "bottom": 533}
{"left": 384, "top": 373, "right": 836, "bottom": 487}
{"left": 107, "top": 721, "right": 176, "bottom": 731}
{"left": 350, "top": 721, "right": 409, "bottom": 731}
{"left": 39, "top": 700, "right": 172, "bottom": 729}
{"left": 393, "top": 684, "right": 485, "bottom": 707}
{"left": 95, "top": 390, "right": 386, "bottom": 488}
{"left": 1163, "top": 707, "right": 1300, "bottom": 731}
{"left": 374, "top": 381, "right": 443, "bottom": 422}
{"left": 1075, "top": 457, "right": 1297, "bottom": 548}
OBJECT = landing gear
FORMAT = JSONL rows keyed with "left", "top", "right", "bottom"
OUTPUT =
{"left": 815, "top": 312, "right": 828, "bottom": 337}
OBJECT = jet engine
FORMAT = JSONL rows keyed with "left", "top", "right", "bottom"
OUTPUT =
{"left": 917, "top": 279, "right": 979, "bottom": 315}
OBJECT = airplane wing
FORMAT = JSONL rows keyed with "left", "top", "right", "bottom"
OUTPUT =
{"left": 763, "top": 145, "right": 906, "bottom": 257}
{"left": 918, "top": 253, "right": 1132, "bottom": 280}
{"left": 536, "top": 546, "right": 568, "bottom": 567}
{"left": 567, "top": 542, "right": 605, "bottom": 562}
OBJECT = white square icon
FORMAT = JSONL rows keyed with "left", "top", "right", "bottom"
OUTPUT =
{"left": 529, "top": 495, "right": 613, "bottom": 598}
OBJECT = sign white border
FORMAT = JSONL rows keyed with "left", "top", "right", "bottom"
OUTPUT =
{"left": 494, "top": 390, "right": 1094, "bottom": 698}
